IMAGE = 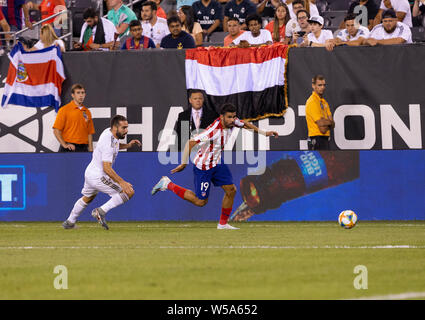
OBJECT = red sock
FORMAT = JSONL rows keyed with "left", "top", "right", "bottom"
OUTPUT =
{"left": 167, "top": 182, "right": 187, "bottom": 199}
{"left": 219, "top": 208, "right": 232, "bottom": 225}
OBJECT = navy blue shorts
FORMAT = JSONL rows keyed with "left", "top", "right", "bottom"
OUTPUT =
{"left": 193, "top": 164, "right": 234, "bottom": 200}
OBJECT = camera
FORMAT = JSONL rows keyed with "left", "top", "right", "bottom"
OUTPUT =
{"left": 297, "top": 31, "right": 306, "bottom": 37}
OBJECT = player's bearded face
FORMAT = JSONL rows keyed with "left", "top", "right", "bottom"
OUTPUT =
{"left": 222, "top": 112, "right": 237, "bottom": 128}
{"left": 115, "top": 121, "right": 129, "bottom": 139}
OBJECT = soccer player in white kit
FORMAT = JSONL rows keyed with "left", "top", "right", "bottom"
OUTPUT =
{"left": 151, "top": 103, "right": 278, "bottom": 229}
{"left": 62, "top": 115, "right": 141, "bottom": 230}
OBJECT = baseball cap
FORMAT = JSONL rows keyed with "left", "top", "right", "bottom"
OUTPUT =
{"left": 307, "top": 16, "right": 324, "bottom": 26}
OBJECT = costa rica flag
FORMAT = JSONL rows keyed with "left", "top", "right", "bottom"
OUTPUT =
{"left": 1, "top": 42, "right": 65, "bottom": 111}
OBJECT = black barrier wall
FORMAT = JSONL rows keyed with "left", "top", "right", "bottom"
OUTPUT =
{"left": 1, "top": 45, "right": 424, "bottom": 152}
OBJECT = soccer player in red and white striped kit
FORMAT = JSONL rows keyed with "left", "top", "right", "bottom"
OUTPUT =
{"left": 151, "top": 103, "right": 278, "bottom": 229}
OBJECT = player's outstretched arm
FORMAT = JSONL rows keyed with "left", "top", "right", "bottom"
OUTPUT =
{"left": 119, "top": 140, "right": 142, "bottom": 150}
{"left": 171, "top": 139, "right": 198, "bottom": 174}
{"left": 243, "top": 121, "right": 279, "bottom": 138}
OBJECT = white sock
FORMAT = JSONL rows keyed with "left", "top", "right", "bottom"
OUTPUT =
{"left": 68, "top": 198, "right": 88, "bottom": 223}
{"left": 100, "top": 193, "right": 129, "bottom": 214}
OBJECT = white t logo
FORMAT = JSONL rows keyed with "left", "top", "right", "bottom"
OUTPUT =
{"left": 0, "top": 174, "right": 18, "bottom": 201}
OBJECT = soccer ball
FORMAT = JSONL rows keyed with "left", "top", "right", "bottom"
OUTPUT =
{"left": 338, "top": 210, "right": 357, "bottom": 229}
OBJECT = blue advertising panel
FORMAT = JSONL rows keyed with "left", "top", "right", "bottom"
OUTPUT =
{"left": 0, "top": 151, "right": 424, "bottom": 221}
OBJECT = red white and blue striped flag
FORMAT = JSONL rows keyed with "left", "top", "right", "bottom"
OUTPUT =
{"left": 1, "top": 42, "right": 65, "bottom": 111}
{"left": 185, "top": 44, "right": 289, "bottom": 121}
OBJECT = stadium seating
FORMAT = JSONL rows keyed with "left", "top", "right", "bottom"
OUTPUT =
{"left": 69, "top": 0, "right": 98, "bottom": 38}
{"left": 326, "top": 0, "right": 351, "bottom": 11}
{"left": 412, "top": 26, "right": 425, "bottom": 42}
{"left": 322, "top": 10, "right": 347, "bottom": 28}
{"left": 208, "top": 32, "right": 227, "bottom": 45}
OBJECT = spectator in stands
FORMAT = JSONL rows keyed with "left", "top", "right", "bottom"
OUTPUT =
{"left": 174, "top": 89, "right": 218, "bottom": 151}
{"left": 160, "top": 15, "right": 196, "bottom": 48}
{"left": 130, "top": 0, "right": 166, "bottom": 20}
{"left": 121, "top": 20, "right": 156, "bottom": 50}
{"left": 177, "top": 0, "right": 198, "bottom": 10}
{"left": 289, "top": 9, "right": 311, "bottom": 45}
{"left": 154, "top": 0, "right": 167, "bottom": 19}
{"left": 27, "top": 24, "right": 65, "bottom": 52}
{"left": 141, "top": 1, "right": 170, "bottom": 48}
{"left": 0, "top": 10, "right": 11, "bottom": 41}
{"left": 192, "top": 0, "right": 223, "bottom": 38}
{"left": 284, "top": 0, "right": 305, "bottom": 43}
{"left": 256, "top": 0, "right": 282, "bottom": 24}
{"left": 302, "top": 15, "right": 333, "bottom": 48}
{"left": 412, "top": 0, "right": 425, "bottom": 27}
{"left": 178, "top": 6, "right": 203, "bottom": 46}
{"left": 74, "top": 8, "right": 117, "bottom": 51}
{"left": 265, "top": 2, "right": 290, "bottom": 43}
{"left": 223, "top": 0, "right": 257, "bottom": 31}
{"left": 367, "top": 8, "right": 413, "bottom": 44}
{"left": 2, "top": 0, "right": 32, "bottom": 31}
{"left": 230, "top": 13, "right": 273, "bottom": 46}
{"left": 286, "top": 0, "right": 319, "bottom": 20}
{"left": 373, "top": 0, "right": 412, "bottom": 28}
{"left": 107, "top": 0, "right": 138, "bottom": 39}
{"left": 332, "top": 13, "right": 370, "bottom": 48}
{"left": 53, "top": 84, "right": 95, "bottom": 153}
{"left": 26, "top": 0, "right": 66, "bottom": 35}
{"left": 223, "top": 17, "right": 245, "bottom": 45}
{"left": 346, "top": 0, "right": 379, "bottom": 30}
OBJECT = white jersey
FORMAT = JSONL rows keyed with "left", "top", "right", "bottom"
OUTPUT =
{"left": 85, "top": 128, "right": 120, "bottom": 179}
{"left": 192, "top": 118, "right": 244, "bottom": 170}
{"left": 307, "top": 29, "right": 334, "bottom": 44}
{"left": 142, "top": 17, "right": 170, "bottom": 46}
{"left": 370, "top": 22, "right": 412, "bottom": 43}
{"left": 232, "top": 29, "right": 273, "bottom": 45}
{"left": 336, "top": 25, "right": 370, "bottom": 42}
{"left": 379, "top": 0, "right": 412, "bottom": 27}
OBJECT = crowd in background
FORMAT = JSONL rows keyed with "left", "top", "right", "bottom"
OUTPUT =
{"left": 0, "top": 0, "right": 423, "bottom": 52}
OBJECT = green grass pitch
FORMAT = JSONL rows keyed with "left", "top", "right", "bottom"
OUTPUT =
{"left": 1, "top": 221, "right": 424, "bottom": 300}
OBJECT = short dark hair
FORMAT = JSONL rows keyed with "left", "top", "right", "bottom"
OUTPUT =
{"left": 296, "top": 9, "right": 310, "bottom": 19}
{"left": 71, "top": 83, "right": 85, "bottom": 94}
{"left": 129, "top": 19, "right": 141, "bottom": 29}
{"left": 111, "top": 115, "right": 127, "bottom": 128}
{"left": 189, "top": 89, "right": 204, "bottom": 97}
{"left": 83, "top": 7, "right": 98, "bottom": 20}
{"left": 167, "top": 15, "right": 181, "bottom": 26}
{"left": 227, "top": 17, "right": 240, "bottom": 24}
{"left": 142, "top": 1, "right": 157, "bottom": 11}
{"left": 382, "top": 8, "right": 397, "bottom": 20}
{"left": 293, "top": 0, "right": 305, "bottom": 7}
{"left": 312, "top": 75, "right": 325, "bottom": 84}
{"left": 245, "top": 14, "right": 262, "bottom": 26}
{"left": 220, "top": 103, "right": 237, "bottom": 115}
{"left": 344, "top": 13, "right": 357, "bottom": 22}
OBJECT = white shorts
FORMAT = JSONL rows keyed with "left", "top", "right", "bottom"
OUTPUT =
{"left": 81, "top": 175, "right": 122, "bottom": 197}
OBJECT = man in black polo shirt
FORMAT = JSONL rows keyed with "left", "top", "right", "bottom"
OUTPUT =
{"left": 223, "top": 0, "right": 257, "bottom": 31}
{"left": 192, "top": 0, "right": 223, "bottom": 37}
{"left": 160, "top": 16, "right": 196, "bottom": 49}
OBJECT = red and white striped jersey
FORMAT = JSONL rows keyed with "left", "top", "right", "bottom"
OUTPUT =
{"left": 192, "top": 117, "right": 245, "bottom": 170}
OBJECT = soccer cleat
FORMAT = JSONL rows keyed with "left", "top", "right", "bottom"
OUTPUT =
{"left": 217, "top": 223, "right": 240, "bottom": 230}
{"left": 91, "top": 208, "right": 109, "bottom": 230}
{"left": 62, "top": 220, "right": 78, "bottom": 229}
{"left": 151, "top": 176, "right": 171, "bottom": 195}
